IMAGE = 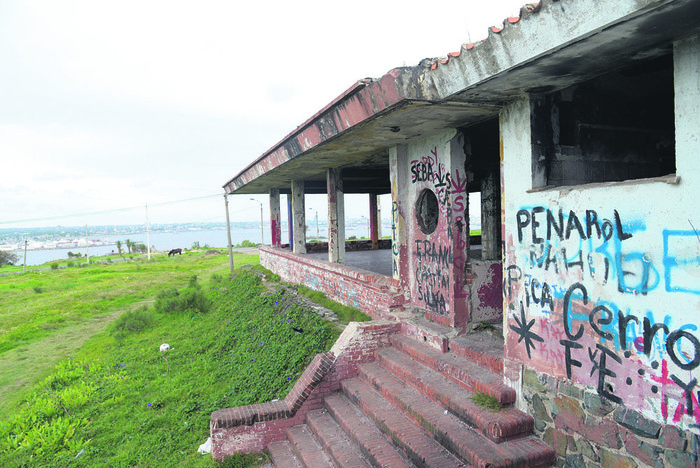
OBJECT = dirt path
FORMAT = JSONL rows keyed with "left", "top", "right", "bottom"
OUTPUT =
{"left": 0, "top": 300, "right": 154, "bottom": 413}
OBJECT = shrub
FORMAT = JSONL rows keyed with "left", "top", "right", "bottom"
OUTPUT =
{"left": 0, "top": 250, "right": 19, "bottom": 267}
{"left": 33, "top": 286, "right": 43, "bottom": 294}
{"left": 154, "top": 280, "right": 210, "bottom": 315}
{"left": 50, "top": 263, "right": 59, "bottom": 270}
{"left": 110, "top": 305, "right": 155, "bottom": 340}
{"left": 235, "top": 239, "right": 258, "bottom": 248}
{"left": 187, "top": 274, "right": 200, "bottom": 290}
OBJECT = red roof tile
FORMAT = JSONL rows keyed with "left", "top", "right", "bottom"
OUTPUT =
{"left": 426, "top": 1, "right": 543, "bottom": 71}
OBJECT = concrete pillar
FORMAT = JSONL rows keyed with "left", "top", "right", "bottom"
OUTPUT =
{"left": 291, "top": 180, "right": 306, "bottom": 254}
{"left": 481, "top": 171, "right": 501, "bottom": 260}
{"left": 389, "top": 145, "right": 408, "bottom": 284}
{"left": 369, "top": 193, "right": 379, "bottom": 250}
{"left": 675, "top": 36, "right": 700, "bottom": 185}
{"left": 327, "top": 168, "right": 345, "bottom": 263}
{"left": 287, "top": 195, "right": 293, "bottom": 249}
{"left": 269, "top": 189, "right": 281, "bottom": 247}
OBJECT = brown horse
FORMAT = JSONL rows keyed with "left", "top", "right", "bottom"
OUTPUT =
{"left": 168, "top": 248, "right": 182, "bottom": 257}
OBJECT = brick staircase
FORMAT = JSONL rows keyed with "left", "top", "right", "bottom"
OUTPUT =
{"left": 261, "top": 332, "right": 555, "bottom": 468}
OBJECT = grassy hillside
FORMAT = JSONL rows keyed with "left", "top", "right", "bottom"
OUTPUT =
{"left": 0, "top": 251, "right": 344, "bottom": 467}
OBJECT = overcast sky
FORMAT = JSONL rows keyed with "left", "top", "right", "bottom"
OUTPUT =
{"left": 0, "top": 0, "right": 525, "bottom": 228}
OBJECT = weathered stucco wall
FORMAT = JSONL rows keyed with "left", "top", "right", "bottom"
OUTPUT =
{"left": 468, "top": 260, "right": 503, "bottom": 323}
{"left": 390, "top": 130, "right": 471, "bottom": 329}
{"left": 501, "top": 36, "right": 700, "bottom": 465}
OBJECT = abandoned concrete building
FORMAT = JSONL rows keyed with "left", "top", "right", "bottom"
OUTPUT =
{"left": 212, "top": 0, "right": 700, "bottom": 466}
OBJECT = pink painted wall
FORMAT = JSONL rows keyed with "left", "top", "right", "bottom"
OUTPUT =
{"left": 390, "top": 130, "right": 471, "bottom": 330}
{"left": 469, "top": 260, "right": 503, "bottom": 323}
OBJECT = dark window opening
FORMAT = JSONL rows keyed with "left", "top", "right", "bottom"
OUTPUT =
{"left": 463, "top": 119, "right": 502, "bottom": 261}
{"left": 416, "top": 189, "right": 439, "bottom": 235}
{"left": 532, "top": 54, "right": 675, "bottom": 188}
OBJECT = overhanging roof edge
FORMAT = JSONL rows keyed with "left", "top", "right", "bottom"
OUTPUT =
{"left": 223, "top": 69, "right": 416, "bottom": 194}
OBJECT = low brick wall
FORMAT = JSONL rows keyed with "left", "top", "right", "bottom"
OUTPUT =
{"left": 259, "top": 246, "right": 406, "bottom": 319}
{"left": 522, "top": 368, "right": 696, "bottom": 467}
{"left": 210, "top": 320, "right": 400, "bottom": 460}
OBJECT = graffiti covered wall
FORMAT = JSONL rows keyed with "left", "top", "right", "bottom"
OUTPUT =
{"left": 501, "top": 88, "right": 700, "bottom": 438}
{"left": 390, "top": 130, "right": 471, "bottom": 329}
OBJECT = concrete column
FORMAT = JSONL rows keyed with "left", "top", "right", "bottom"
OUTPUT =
{"left": 291, "top": 180, "right": 306, "bottom": 254}
{"left": 674, "top": 36, "right": 700, "bottom": 186}
{"left": 369, "top": 193, "right": 379, "bottom": 250}
{"left": 389, "top": 145, "right": 408, "bottom": 284}
{"left": 269, "top": 189, "right": 281, "bottom": 247}
{"left": 327, "top": 168, "right": 345, "bottom": 263}
{"left": 481, "top": 171, "right": 501, "bottom": 260}
{"left": 287, "top": 195, "right": 293, "bottom": 249}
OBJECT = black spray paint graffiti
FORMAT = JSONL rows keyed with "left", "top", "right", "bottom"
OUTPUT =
{"left": 509, "top": 206, "right": 700, "bottom": 422}
{"left": 507, "top": 267, "right": 700, "bottom": 419}
{"left": 410, "top": 148, "right": 453, "bottom": 207}
{"left": 391, "top": 201, "right": 400, "bottom": 276}
{"left": 510, "top": 301, "right": 544, "bottom": 359}
{"left": 410, "top": 147, "right": 454, "bottom": 315}
{"left": 560, "top": 282, "right": 700, "bottom": 413}
{"left": 516, "top": 207, "right": 660, "bottom": 295}
{"left": 407, "top": 146, "right": 470, "bottom": 316}
{"left": 515, "top": 207, "right": 632, "bottom": 245}
{"left": 415, "top": 240, "right": 453, "bottom": 315}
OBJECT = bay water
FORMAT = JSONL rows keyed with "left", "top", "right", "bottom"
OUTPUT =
{"left": 14, "top": 225, "right": 381, "bottom": 266}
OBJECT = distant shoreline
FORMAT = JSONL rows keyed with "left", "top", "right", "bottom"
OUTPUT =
{"left": 6, "top": 242, "right": 117, "bottom": 253}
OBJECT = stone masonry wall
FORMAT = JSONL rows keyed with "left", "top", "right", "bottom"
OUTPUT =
{"left": 523, "top": 368, "right": 697, "bottom": 468}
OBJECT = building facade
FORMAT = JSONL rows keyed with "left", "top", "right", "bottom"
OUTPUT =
{"left": 222, "top": 0, "right": 700, "bottom": 464}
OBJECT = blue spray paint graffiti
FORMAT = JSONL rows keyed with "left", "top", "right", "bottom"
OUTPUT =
{"left": 663, "top": 230, "right": 700, "bottom": 295}
{"left": 508, "top": 206, "right": 700, "bottom": 425}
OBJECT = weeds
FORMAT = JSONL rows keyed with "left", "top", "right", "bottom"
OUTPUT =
{"left": 471, "top": 392, "right": 502, "bottom": 411}
{"left": 110, "top": 305, "right": 155, "bottom": 340}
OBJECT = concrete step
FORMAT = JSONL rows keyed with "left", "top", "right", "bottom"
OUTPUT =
{"left": 372, "top": 347, "right": 534, "bottom": 443}
{"left": 340, "top": 378, "right": 470, "bottom": 468}
{"left": 268, "top": 440, "right": 303, "bottom": 468}
{"left": 322, "top": 393, "right": 416, "bottom": 468}
{"left": 390, "top": 334, "right": 516, "bottom": 404}
{"left": 344, "top": 375, "right": 553, "bottom": 468}
{"left": 305, "top": 408, "right": 372, "bottom": 468}
{"left": 287, "top": 424, "right": 336, "bottom": 467}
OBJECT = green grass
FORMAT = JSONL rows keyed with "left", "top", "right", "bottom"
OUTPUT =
{"left": 0, "top": 263, "right": 341, "bottom": 467}
{"left": 0, "top": 251, "right": 259, "bottom": 416}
